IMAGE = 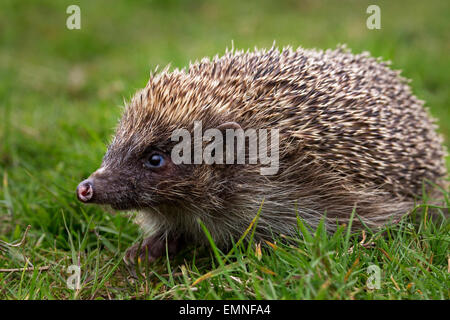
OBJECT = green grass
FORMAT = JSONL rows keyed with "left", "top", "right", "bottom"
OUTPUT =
{"left": 0, "top": 0, "right": 449, "bottom": 299}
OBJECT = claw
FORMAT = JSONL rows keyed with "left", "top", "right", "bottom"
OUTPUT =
{"left": 123, "top": 234, "right": 183, "bottom": 277}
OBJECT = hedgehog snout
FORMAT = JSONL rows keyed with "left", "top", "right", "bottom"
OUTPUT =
{"left": 76, "top": 179, "right": 94, "bottom": 203}
{"left": 76, "top": 166, "right": 110, "bottom": 203}
{"left": 76, "top": 166, "right": 139, "bottom": 209}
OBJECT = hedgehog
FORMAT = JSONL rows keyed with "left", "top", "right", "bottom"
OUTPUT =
{"left": 76, "top": 46, "right": 448, "bottom": 264}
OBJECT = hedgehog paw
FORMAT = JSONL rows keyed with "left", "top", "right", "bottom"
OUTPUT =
{"left": 123, "top": 234, "right": 181, "bottom": 271}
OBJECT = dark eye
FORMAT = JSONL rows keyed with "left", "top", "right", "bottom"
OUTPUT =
{"left": 145, "top": 153, "right": 165, "bottom": 168}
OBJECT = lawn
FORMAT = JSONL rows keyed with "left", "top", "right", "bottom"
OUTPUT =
{"left": 0, "top": 0, "right": 449, "bottom": 299}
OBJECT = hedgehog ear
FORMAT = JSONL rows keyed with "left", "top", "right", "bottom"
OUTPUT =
{"left": 216, "top": 122, "right": 242, "bottom": 131}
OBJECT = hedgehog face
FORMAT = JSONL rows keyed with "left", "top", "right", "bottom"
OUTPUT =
{"left": 76, "top": 134, "right": 203, "bottom": 210}
{"left": 76, "top": 114, "right": 223, "bottom": 212}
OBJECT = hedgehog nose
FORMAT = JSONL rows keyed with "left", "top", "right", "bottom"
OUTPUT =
{"left": 77, "top": 179, "right": 94, "bottom": 203}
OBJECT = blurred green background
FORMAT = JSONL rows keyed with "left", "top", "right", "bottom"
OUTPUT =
{"left": 0, "top": 0, "right": 449, "bottom": 255}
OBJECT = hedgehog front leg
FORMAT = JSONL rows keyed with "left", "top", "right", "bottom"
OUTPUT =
{"left": 123, "top": 234, "right": 182, "bottom": 270}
